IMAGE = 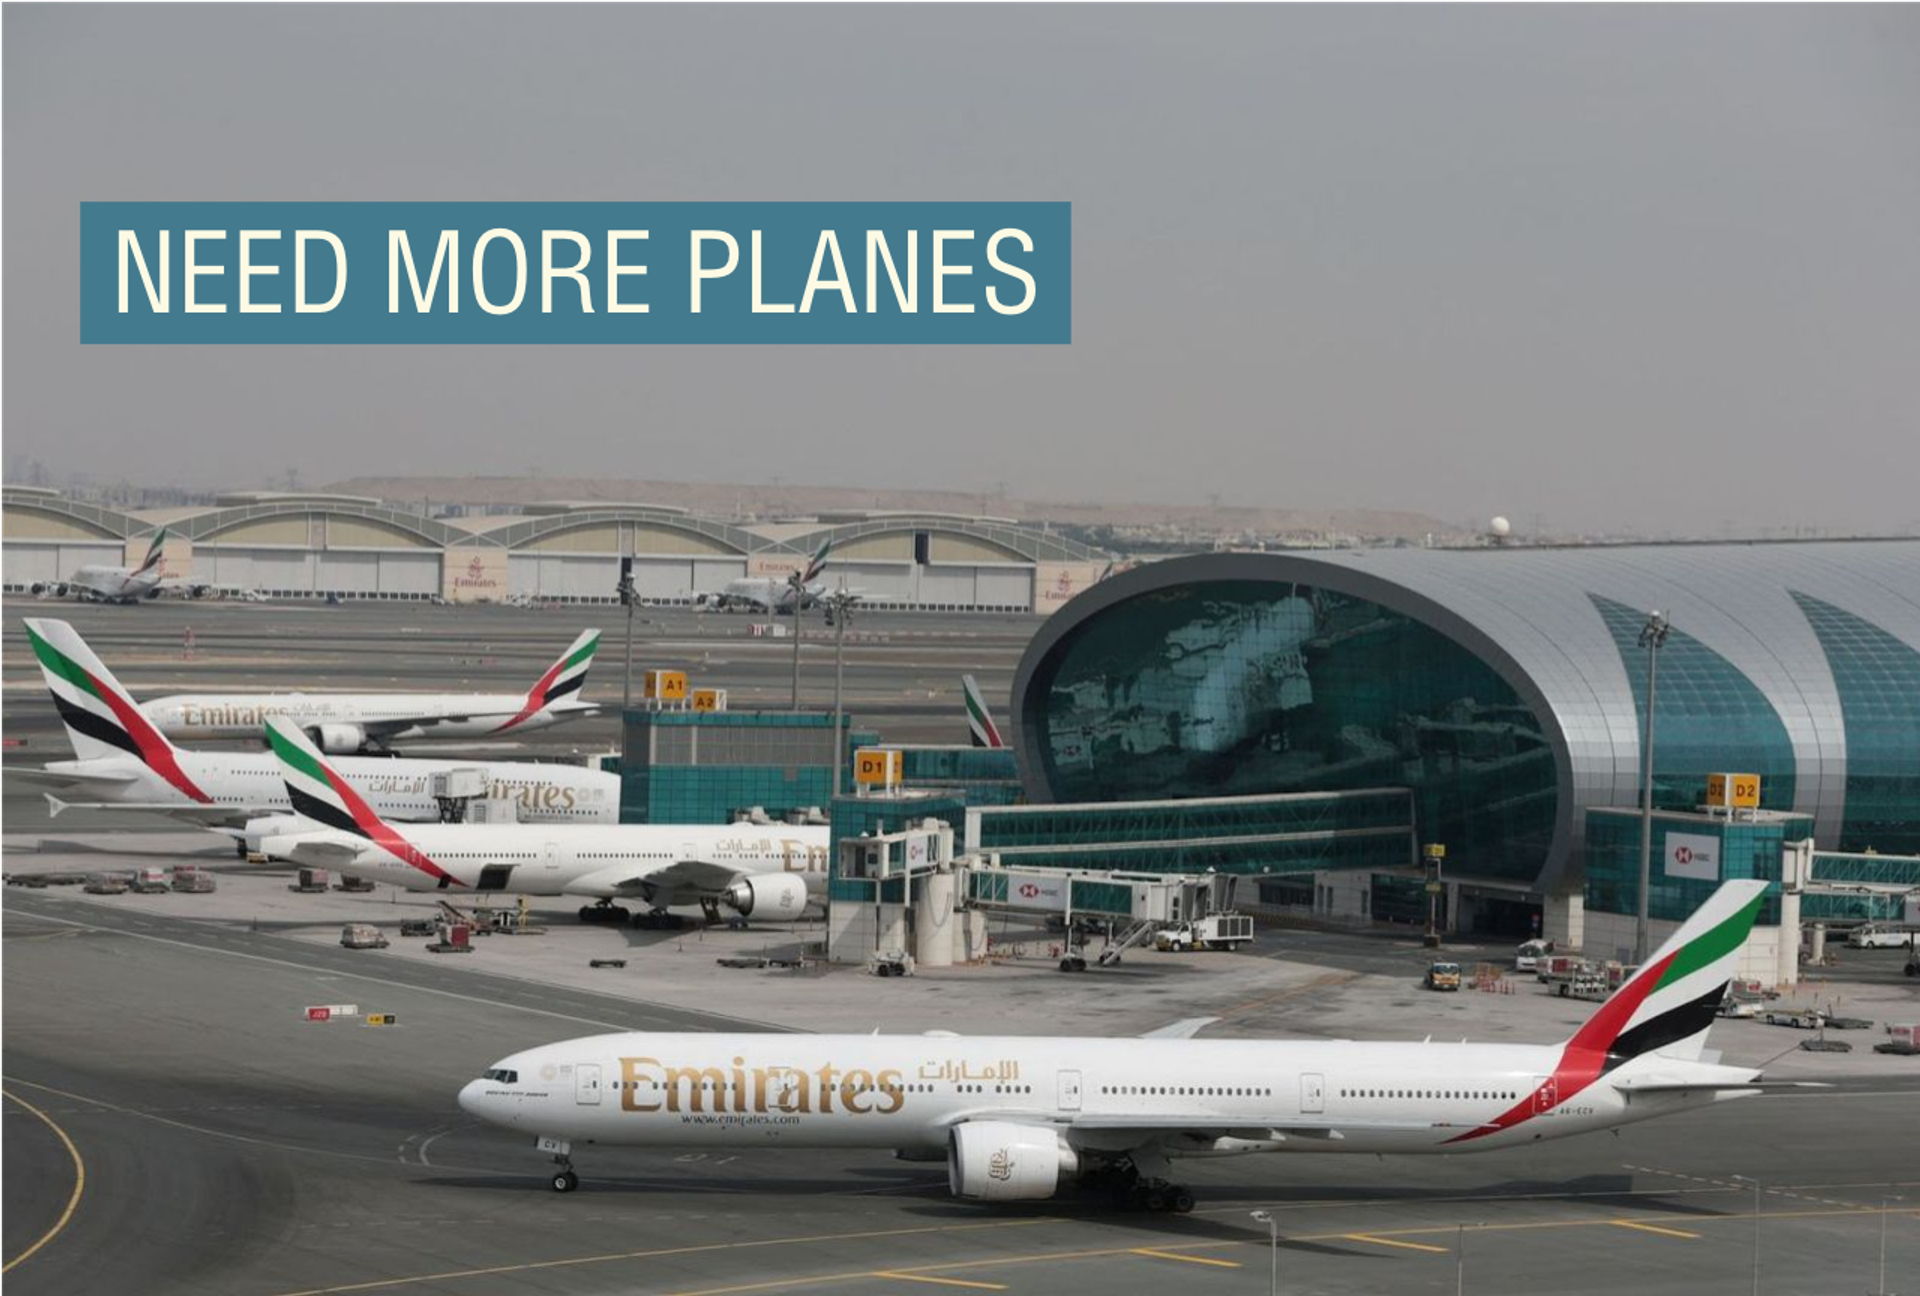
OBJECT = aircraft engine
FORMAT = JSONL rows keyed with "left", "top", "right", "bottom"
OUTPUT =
{"left": 307, "top": 724, "right": 366, "bottom": 754}
{"left": 947, "top": 1122, "right": 1078, "bottom": 1201}
{"left": 722, "top": 872, "right": 809, "bottom": 918}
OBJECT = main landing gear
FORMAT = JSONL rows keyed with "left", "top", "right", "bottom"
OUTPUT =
{"left": 632, "top": 908, "right": 686, "bottom": 931}
{"left": 578, "top": 900, "right": 630, "bottom": 925}
{"left": 1084, "top": 1157, "right": 1195, "bottom": 1213}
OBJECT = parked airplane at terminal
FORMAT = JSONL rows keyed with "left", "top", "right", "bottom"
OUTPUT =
{"left": 265, "top": 719, "right": 829, "bottom": 923}
{"left": 28, "top": 529, "right": 215, "bottom": 603}
{"left": 139, "top": 628, "right": 602, "bottom": 753}
{"left": 19, "top": 618, "right": 619, "bottom": 855}
{"left": 696, "top": 540, "right": 856, "bottom": 614}
{"left": 461, "top": 881, "right": 1790, "bottom": 1206}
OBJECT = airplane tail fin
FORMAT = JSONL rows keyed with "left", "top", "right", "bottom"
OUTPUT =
{"left": 1564, "top": 879, "right": 1769, "bottom": 1064}
{"left": 266, "top": 717, "right": 381, "bottom": 837}
{"left": 495, "top": 629, "right": 600, "bottom": 732}
{"left": 961, "top": 674, "right": 1004, "bottom": 748}
{"left": 23, "top": 618, "right": 191, "bottom": 770}
{"left": 135, "top": 529, "right": 169, "bottom": 576}
{"left": 801, "top": 539, "right": 832, "bottom": 584}
{"left": 266, "top": 718, "right": 455, "bottom": 885}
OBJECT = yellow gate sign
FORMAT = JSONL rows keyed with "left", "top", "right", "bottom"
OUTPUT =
{"left": 1706, "top": 773, "right": 1760, "bottom": 809}
{"left": 692, "top": 688, "right": 727, "bottom": 712}
{"left": 854, "top": 748, "right": 902, "bottom": 786}
{"left": 643, "top": 669, "right": 688, "bottom": 701}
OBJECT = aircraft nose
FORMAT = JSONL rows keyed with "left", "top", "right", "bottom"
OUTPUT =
{"left": 458, "top": 1080, "right": 489, "bottom": 1119}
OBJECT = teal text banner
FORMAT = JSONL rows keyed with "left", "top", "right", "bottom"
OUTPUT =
{"left": 81, "top": 202, "right": 1070, "bottom": 344}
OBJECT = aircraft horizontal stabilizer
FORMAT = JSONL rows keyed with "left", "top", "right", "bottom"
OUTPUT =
{"left": 1611, "top": 1078, "right": 1827, "bottom": 1096}
{"left": 42, "top": 795, "right": 257, "bottom": 828}
{"left": 1139, "top": 1017, "right": 1220, "bottom": 1040}
{"left": 6, "top": 765, "right": 139, "bottom": 789}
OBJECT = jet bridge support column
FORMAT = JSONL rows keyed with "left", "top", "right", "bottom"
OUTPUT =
{"left": 915, "top": 868, "right": 957, "bottom": 968}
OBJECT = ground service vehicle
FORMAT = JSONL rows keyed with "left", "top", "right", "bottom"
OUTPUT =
{"left": 1425, "top": 961, "right": 1462, "bottom": 991}
{"left": 1154, "top": 914, "right": 1254, "bottom": 952}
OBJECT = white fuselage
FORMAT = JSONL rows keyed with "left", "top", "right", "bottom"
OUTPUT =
{"left": 141, "top": 693, "right": 596, "bottom": 744}
{"left": 459, "top": 1032, "right": 1756, "bottom": 1157}
{"left": 705, "top": 579, "right": 823, "bottom": 613}
{"left": 286, "top": 824, "right": 830, "bottom": 903}
{"left": 44, "top": 750, "right": 618, "bottom": 823}
{"left": 62, "top": 564, "right": 161, "bottom": 602}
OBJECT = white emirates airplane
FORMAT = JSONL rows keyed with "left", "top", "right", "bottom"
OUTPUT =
{"left": 29, "top": 528, "right": 216, "bottom": 603}
{"left": 138, "top": 628, "right": 602, "bottom": 753}
{"left": 19, "top": 618, "right": 618, "bottom": 856}
{"left": 263, "top": 718, "right": 829, "bottom": 924}
{"left": 460, "top": 880, "right": 1794, "bottom": 1205}
{"left": 696, "top": 540, "right": 860, "bottom": 614}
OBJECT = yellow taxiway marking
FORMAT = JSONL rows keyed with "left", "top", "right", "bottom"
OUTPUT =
{"left": 1342, "top": 1233, "right": 1451, "bottom": 1253}
{"left": 1132, "top": 1247, "right": 1241, "bottom": 1268}
{"left": 1609, "top": 1219, "right": 1700, "bottom": 1240}
{"left": 1, "top": 1088, "right": 87, "bottom": 1274}
{"left": 260, "top": 1219, "right": 1060, "bottom": 1296}
{"left": 258, "top": 1193, "right": 1902, "bottom": 1296}
{"left": 872, "top": 1273, "right": 1009, "bottom": 1290}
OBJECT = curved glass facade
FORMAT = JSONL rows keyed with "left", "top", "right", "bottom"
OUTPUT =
{"left": 1030, "top": 580, "right": 1556, "bottom": 881}
{"left": 1590, "top": 595, "right": 1798, "bottom": 814}
{"left": 1792, "top": 593, "right": 1920, "bottom": 855}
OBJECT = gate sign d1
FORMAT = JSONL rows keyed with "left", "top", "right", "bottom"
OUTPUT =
{"left": 1706, "top": 773, "right": 1761, "bottom": 809}
{"left": 854, "top": 748, "right": 902, "bottom": 786}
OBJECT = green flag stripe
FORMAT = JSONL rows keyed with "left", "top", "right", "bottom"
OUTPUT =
{"left": 26, "top": 627, "right": 101, "bottom": 700}
{"left": 1656, "top": 889, "right": 1767, "bottom": 989}
{"left": 268, "top": 726, "right": 332, "bottom": 787}
{"left": 562, "top": 637, "right": 598, "bottom": 671}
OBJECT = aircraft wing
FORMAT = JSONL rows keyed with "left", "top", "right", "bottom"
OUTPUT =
{"left": 563, "top": 857, "right": 745, "bottom": 901}
{"left": 1065, "top": 1114, "right": 1442, "bottom": 1138}
{"left": 4, "top": 765, "right": 140, "bottom": 790}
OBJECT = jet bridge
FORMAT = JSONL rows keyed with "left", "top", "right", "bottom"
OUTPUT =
{"left": 826, "top": 819, "right": 1246, "bottom": 970}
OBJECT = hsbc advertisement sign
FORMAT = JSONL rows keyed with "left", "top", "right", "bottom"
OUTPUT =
{"left": 1009, "top": 872, "right": 1067, "bottom": 910}
{"left": 1665, "top": 832, "right": 1721, "bottom": 882}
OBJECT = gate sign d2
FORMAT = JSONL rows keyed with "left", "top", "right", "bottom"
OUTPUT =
{"left": 1706, "top": 772, "right": 1761, "bottom": 809}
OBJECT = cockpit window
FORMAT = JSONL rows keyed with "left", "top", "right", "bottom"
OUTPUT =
{"left": 483, "top": 1068, "right": 519, "bottom": 1083}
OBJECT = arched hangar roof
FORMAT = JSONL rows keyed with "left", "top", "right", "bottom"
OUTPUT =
{"left": 1013, "top": 540, "right": 1920, "bottom": 892}
{"left": 484, "top": 506, "right": 784, "bottom": 556}
{"left": 170, "top": 498, "right": 487, "bottom": 548}
{"left": 1, "top": 488, "right": 144, "bottom": 540}
{"left": 786, "top": 514, "right": 1105, "bottom": 564}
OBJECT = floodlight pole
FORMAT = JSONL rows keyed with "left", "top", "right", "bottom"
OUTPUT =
{"left": 617, "top": 559, "right": 636, "bottom": 714}
{"left": 1248, "top": 1211, "right": 1278, "bottom": 1296}
{"left": 1732, "top": 1175, "right": 1761, "bottom": 1296}
{"left": 789, "top": 572, "right": 805, "bottom": 711}
{"left": 1877, "top": 1189, "right": 1902, "bottom": 1296}
{"left": 1634, "top": 610, "right": 1670, "bottom": 965}
{"left": 829, "top": 589, "right": 854, "bottom": 796}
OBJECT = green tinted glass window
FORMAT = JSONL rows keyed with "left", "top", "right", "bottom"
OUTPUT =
{"left": 1031, "top": 581, "right": 1553, "bottom": 880}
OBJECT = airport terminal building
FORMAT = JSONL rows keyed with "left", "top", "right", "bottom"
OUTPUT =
{"left": 1008, "top": 541, "right": 1920, "bottom": 940}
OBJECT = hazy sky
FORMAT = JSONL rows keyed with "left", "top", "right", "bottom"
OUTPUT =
{"left": 5, "top": 4, "right": 1917, "bottom": 533}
